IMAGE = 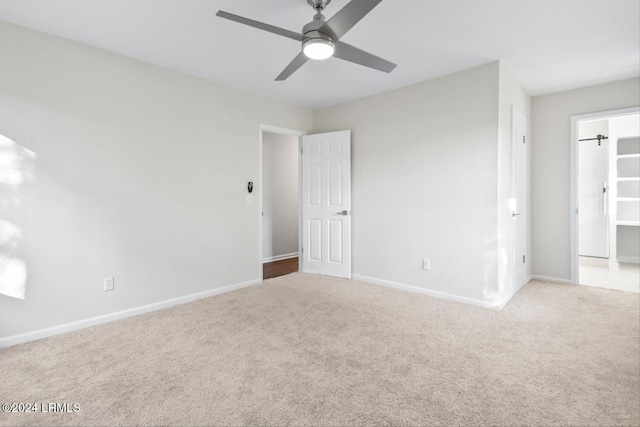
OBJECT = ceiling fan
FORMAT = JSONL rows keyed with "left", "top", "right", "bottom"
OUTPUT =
{"left": 216, "top": 0, "right": 397, "bottom": 81}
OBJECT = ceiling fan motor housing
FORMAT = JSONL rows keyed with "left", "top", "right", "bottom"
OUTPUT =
{"left": 307, "top": 0, "right": 331, "bottom": 11}
{"left": 302, "top": 19, "right": 334, "bottom": 43}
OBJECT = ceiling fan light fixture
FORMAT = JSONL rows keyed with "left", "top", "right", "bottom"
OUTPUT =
{"left": 216, "top": 0, "right": 397, "bottom": 81}
{"left": 302, "top": 38, "right": 335, "bottom": 60}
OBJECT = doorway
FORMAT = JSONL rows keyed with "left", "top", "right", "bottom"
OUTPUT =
{"left": 259, "top": 126, "right": 353, "bottom": 281}
{"left": 260, "top": 125, "right": 305, "bottom": 280}
{"left": 571, "top": 107, "right": 640, "bottom": 292}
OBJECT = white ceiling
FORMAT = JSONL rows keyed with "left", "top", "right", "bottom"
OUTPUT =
{"left": 0, "top": 0, "right": 638, "bottom": 109}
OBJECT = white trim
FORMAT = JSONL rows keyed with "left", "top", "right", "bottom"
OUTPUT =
{"left": 0, "top": 279, "right": 261, "bottom": 349}
{"left": 530, "top": 274, "right": 572, "bottom": 284}
{"left": 526, "top": 274, "right": 534, "bottom": 283}
{"left": 259, "top": 124, "right": 307, "bottom": 136}
{"left": 617, "top": 256, "right": 640, "bottom": 264}
{"left": 258, "top": 124, "right": 306, "bottom": 283}
{"left": 352, "top": 274, "right": 510, "bottom": 309}
{"left": 570, "top": 106, "right": 640, "bottom": 285}
{"left": 262, "top": 252, "right": 298, "bottom": 263}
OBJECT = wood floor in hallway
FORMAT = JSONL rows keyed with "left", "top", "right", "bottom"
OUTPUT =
{"left": 263, "top": 257, "right": 298, "bottom": 280}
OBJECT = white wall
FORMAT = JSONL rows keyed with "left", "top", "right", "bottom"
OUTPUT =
{"left": 262, "top": 131, "right": 299, "bottom": 261}
{"left": 0, "top": 22, "right": 312, "bottom": 339}
{"left": 314, "top": 62, "right": 504, "bottom": 304}
{"left": 579, "top": 119, "right": 609, "bottom": 140}
{"left": 531, "top": 78, "right": 640, "bottom": 281}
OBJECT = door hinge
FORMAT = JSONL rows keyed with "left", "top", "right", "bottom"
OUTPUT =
{"left": 523, "top": 135, "right": 526, "bottom": 144}
{"left": 523, "top": 255, "right": 526, "bottom": 263}
{"left": 301, "top": 247, "right": 304, "bottom": 254}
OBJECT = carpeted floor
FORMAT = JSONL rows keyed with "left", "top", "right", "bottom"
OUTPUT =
{"left": 1, "top": 273, "right": 638, "bottom": 426}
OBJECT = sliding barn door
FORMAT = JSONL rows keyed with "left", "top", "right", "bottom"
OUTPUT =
{"left": 300, "top": 130, "right": 351, "bottom": 278}
{"left": 578, "top": 138, "right": 609, "bottom": 258}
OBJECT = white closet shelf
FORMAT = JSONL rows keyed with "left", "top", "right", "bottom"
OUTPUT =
{"left": 617, "top": 177, "right": 640, "bottom": 182}
{"left": 618, "top": 153, "right": 640, "bottom": 159}
{"left": 617, "top": 220, "right": 640, "bottom": 227}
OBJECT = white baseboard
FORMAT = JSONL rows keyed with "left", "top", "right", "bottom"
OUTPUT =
{"left": 617, "top": 256, "right": 640, "bottom": 264}
{"left": 0, "top": 278, "right": 261, "bottom": 349}
{"left": 352, "top": 274, "right": 504, "bottom": 309}
{"left": 530, "top": 275, "right": 572, "bottom": 284}
{"left": 262, "top": 252, "right": 298, "bottom": 263}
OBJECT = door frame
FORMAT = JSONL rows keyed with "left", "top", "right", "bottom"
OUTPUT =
{"left": 569, "top": 106, "right": 640, "bottom": 285}
{"left": 258, "top": 124, "right": 307, "bottom": 281}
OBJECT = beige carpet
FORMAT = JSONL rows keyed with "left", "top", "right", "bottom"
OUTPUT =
{"left": 1, "top": 273, "right": 638, "bottom": 426}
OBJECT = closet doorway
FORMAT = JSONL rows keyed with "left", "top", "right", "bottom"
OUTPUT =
{"left": 259, "top": 126, "right": 304, "bottom": 280}
{"left": 571, "top": 108, "right": 640, "bottom": 292}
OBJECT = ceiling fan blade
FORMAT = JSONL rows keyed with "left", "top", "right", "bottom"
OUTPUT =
{"left": 216, "top": 10, "right": 303, "bottom": 42}
{"left": 334, "top": 42, "right": 396, "bottom": 73}
{"left": 275, "top": 52, "right": 310, "bottom": 81}
{"left": 320, "top": 0, "right": 383, "bottom": 40}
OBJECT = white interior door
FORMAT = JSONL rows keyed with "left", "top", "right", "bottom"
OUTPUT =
{"left": 300, "top": 130, "right": 351, "bottom": 278}
{"left": 511, "top": 109, "right": 527, "bottom": 291}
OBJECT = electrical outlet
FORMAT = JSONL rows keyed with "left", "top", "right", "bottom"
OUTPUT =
{"left": 104, "top": 276, "right": 114, "bottom": 291}
{"left": 422, "top": 259, "right": 431, "bottom": 271}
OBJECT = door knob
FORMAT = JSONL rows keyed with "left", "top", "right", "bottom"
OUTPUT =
{"left": 335, "top": 210, "right": 350, "bottom": 216}
{"left": 512, "top": 211, "right": 522, "bottom": 217}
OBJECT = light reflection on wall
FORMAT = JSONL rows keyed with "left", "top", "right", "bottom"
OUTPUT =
{"left": 0, "top": 134, "right": 36, "bottom": 299}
